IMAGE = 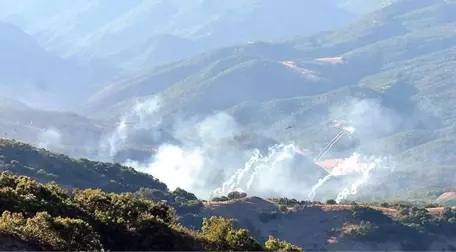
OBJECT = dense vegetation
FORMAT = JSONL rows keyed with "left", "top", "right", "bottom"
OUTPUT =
{"left": 84, "top": 2, "right": 456, "bottom": 203}
{"left": 211, "top": 191, "right": 248, "bottom": 202}
{"left": 0, "top": 139, "right": 167, "bottom": 193}
{"left": 349, "top": 205, "right": 456, "bottom": 250}
{"left": 0, "top": 171, "right": 301, "bottom": 251}
{"left": 0, "top": 139, "right": 223, "bottom": 231}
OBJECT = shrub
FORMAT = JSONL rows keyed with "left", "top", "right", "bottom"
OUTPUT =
{"left": 0, "top": 211, "right": 102, "bottom": 251}
{"left": 264, "top": 235, "right": 302, "bottom": 251}
{"left": 325, "top": 199, "right": 337, "bottom": 205}
{"left": 212, "top": 196, "right": 230, "bottom": 202}
{"left": 200, "top": 216, "right": 262, "bottom": 251}
{"left": 173, "top": 187, "right": 197, "bottom": 201}
{"left": 227, "top": 191, "right": 247, "bottom": 200}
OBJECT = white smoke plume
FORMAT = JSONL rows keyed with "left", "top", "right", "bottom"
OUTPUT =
{"left": 37, "top": 128, "right": 62, "bottom": 149}
{"left": 211, "top": 144, "right": 299, "bottom": 198}
{"left": 330, "top": 98, "right": 402, "bottom": 144}
{"left": 105, "top": 96, "right": 400, "bottom": 201}
{"left": 111, "top": 96, "right": 245, "bottom": 198}
{"left": 126, "top": 144, "right": 206, "bottom": 194}
{"left": 100, "top": 97, "right": 162, "bottom": 158}
{"left": 306, "top": 98, "right": 402, "bottom": 201}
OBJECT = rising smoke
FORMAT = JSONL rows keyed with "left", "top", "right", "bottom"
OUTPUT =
{"left": 100, "top": 97, "right": 163, "bottom": 159}
{"left": 30, "top": 95, "right": 399, "bottom": 201}
{"left": 100, "top": 96, "right": 399, "bottom": 201}
{"left": 37, "top": 128, "right": 62, "bottom": 149}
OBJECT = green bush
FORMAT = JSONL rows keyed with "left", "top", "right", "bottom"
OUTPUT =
{"left": 200, "top": 216, "right": 262, "bottom": 251}
{"left": 0, "top": 211, "right": 102, "bottom": 251}
{"left": 0, "top": 171, "right": 302, "bottom": 251}
{"left": 227, "top": 191, "right": 247, "bottom": 200}
{"left": 173, "top": 187, "right": 198, "bottom": 201}
{"left": 264, "top": 235, "right": 302, "bottom": 251}
{"left": 325, "top": 199, "right": 337, "bottom": 205}
{"left": 211, "top": 196, "right": 230, "bottom": 202}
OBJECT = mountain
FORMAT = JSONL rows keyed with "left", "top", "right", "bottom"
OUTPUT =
{"left": 0, "top": 0, "right": 356, "bottom": 70}
{"left": 0, "top": 22, "right": 118, "bottom": 110}
{"left": 105, "top": 34, "right": 206, "bottom": 70}
{"left": 80, "top": 0, "right": 456, "bottom": 201}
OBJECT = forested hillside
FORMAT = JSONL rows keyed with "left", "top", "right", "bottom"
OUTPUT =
{"left": 0, "top": 139, "right": 166, "bottom": 193}
{"left": 79, "top": 0, "right": 456, "bottom": 201}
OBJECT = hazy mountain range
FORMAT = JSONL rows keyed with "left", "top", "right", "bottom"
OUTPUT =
{"left": 0, "top": 0, "right": 387, "bottom": 71}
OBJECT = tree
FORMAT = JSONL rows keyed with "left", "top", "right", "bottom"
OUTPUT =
{"left": 173, "top": 187, "right": 197, "bottom": 201}
{"left": 228, "top": 191, "right": 247, "bottom": 200}
{"left": 325, "top": 199, "right": 337, "bottom": 205}
{"left": 0, "top": 211, "right": 103, "bottom": 251}
{"left": 264, "top": 235, "right": 302, "bottom": 251}
{"left": 201, "top": 216, "right": 262, "bottom": 251}
{"left": 212, "top": 196, "right": 230, "bottom": 202}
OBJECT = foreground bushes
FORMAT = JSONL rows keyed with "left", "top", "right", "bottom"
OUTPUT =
{"left": 0, "top": 172, "right": 300, "bottom": 251}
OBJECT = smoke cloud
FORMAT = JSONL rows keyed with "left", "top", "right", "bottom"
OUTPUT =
{"left": 123, "top": 105, "right": 247, "bottom": 198}
{"left": 37, "top": 128, "right": 62, "bottom": 149}
{"left": 30, "top": 95, "right": 402, "bottom": 202}
{"left": 100, "top": 97, "right": 163, "bottom": 159}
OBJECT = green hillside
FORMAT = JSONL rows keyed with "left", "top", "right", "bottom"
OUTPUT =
{"left": 0, "top": 139, "right": 305, "bottom": 251}
{"left": 79, "top": 0, "right": 456, "bottom": 201}
{"left": 0, "top": 139, "right": 166, "bottom": 193}
{"left": 0, "top": 171, "right": 304, "bottom": 251}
